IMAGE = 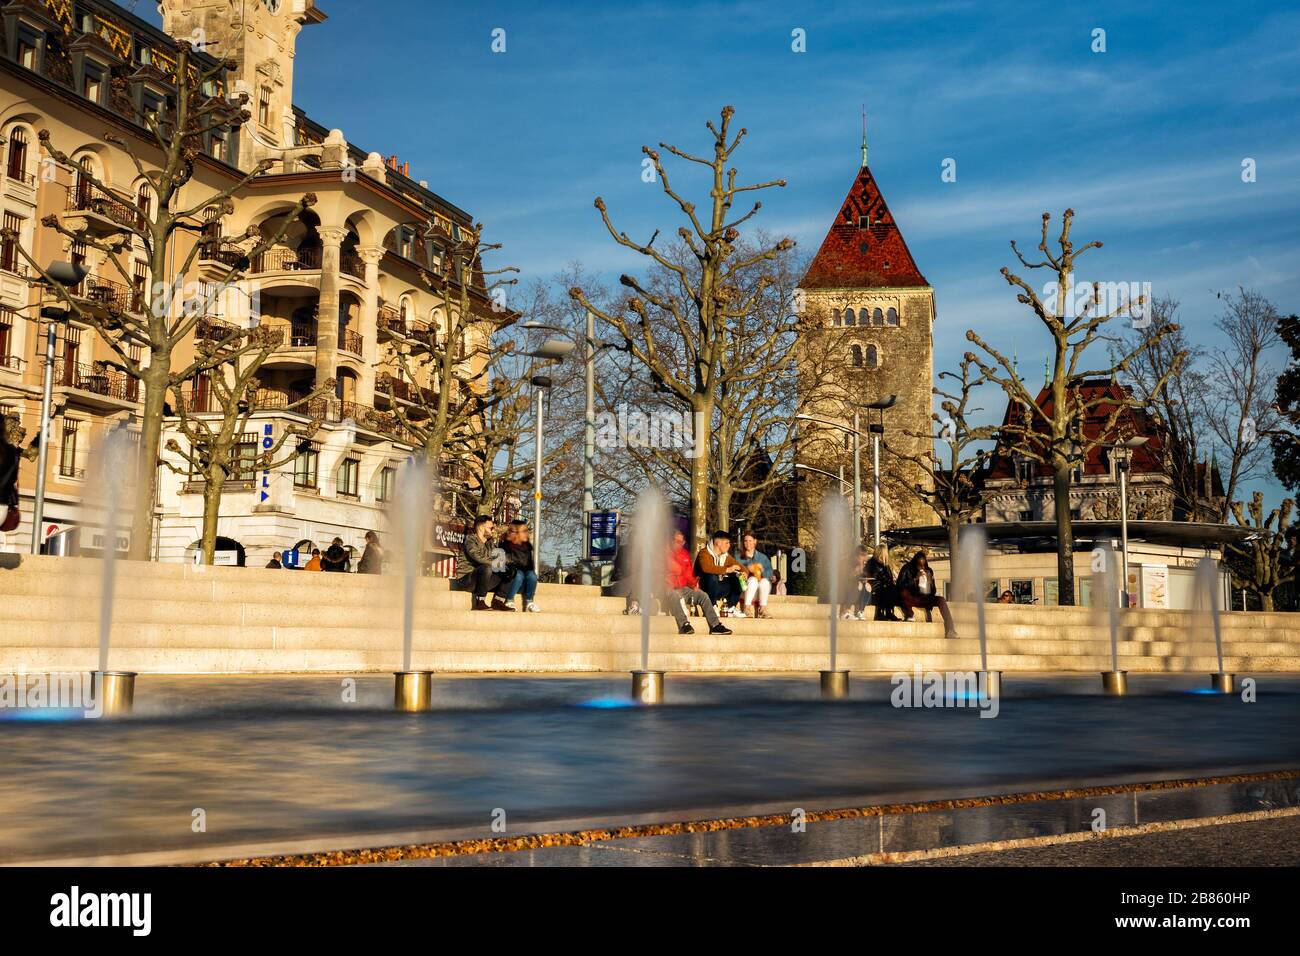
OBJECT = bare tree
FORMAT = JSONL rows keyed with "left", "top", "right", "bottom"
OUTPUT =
{"left": 8, "top": 42, "right": 314, "bottom": 558}
{"left": 379, "top": 221, "right": 519, "bottom": 490}
{"left": 1115, "top": 296, "right": 1213, "bottom": 519}
{"left": 966, "top": 209, "right": 1181, "bottom": 605}
{"left": 895, "top": 355, "right": 998, "bottom": 562}
{"left": 1201, "top": 288, "right": 1283, "bottom": 521}
{"left": 163, "top": 323, "right": 332, "bottom": 563}
{"left": 1225, "top": 492, "right": 1295, "bottom": 612}
{"left": 569, "top": 105, "right": 793, "bottom": 550}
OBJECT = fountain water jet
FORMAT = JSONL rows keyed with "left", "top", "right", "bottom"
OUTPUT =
{"left": 90, "top": 426, "right": 136, "bottom": 717}
{"left": 818, "top": 493, "right": 852, "bottom": 698}
{"left": 393, "top": 459, "right": 434, "bottom": 712}
{"left": 953, "top": 524, "right": 1000, "bottom": 699}
{"left": 1094, "top": 542, "right": 1128, "bottom": 695}
{"left": 1194, "top": 557, "right": 1233, "bottom": 693}
{"left": 630, "top": 486, "right": 669, "bottom": 704}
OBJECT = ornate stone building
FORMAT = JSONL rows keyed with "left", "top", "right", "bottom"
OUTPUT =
{"left": 0, "top": 0, "right": 499, "bottom": 566}
{"left": 794, "top": 143, "right": 935, "bottom": 546}
{"left": 979, "top": 380, "right": 1225, "bottom": 523}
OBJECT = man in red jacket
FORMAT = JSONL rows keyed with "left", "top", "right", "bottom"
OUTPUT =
{"left": 663, "top": 530, "right": 731, "bottom": 635}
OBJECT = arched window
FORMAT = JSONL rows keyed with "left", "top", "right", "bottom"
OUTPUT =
{"left": 866, "top": 344, "right": 880, "bottom": 369}
{"left": 872, "top": 307, "right": 884, "bottom": 326}
{"left": 850, "top": 344, "right": 863, "bottom": 367}
{"left": 844, "top": 308, "right": 856, "bottom": 327}
{"left": 831, "top": 308, "right": 841, "bottom": 327}
{"left": 5, "top": 127, "right": 28, "bottom": 181}
{"left": 887, "top": 307, "right": 900, "bottom": 326}
{"left": 74, "top": 156, "right": 95, "bottom": 206}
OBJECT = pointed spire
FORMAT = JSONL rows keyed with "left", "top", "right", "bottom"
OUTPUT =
{"left": 860, "top": 105, "right": 868, "bottom": 167}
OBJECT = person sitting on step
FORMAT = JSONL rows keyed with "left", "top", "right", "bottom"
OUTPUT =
{"left": 451, "top": 515, "right": 513, "bottom": 611}
{"left": 897, "top": 550, "right": 957, "bottom": 638}
{"left": 668, "top": 530, "right": 732, "bottom": 635}
{"left": 695, "top": 529, "right": 744, "bottom": 616}
{"left": 734, "top": 531, "right": 774, "bottom": 618}
{"left": 501, "top": 519, "right": 540, "bottom": 612}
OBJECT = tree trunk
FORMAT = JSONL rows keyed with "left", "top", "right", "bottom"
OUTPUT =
{"left": 689, "top": 398, "right": 712, "bottom": 551}
{"left": 947, "top": 517, "right": 960, "bottom": 572}
{"left": 201, "top": 474, "right": 222, "bottom": 565}
{"left": 713, "top": 480, "right": 732, "bottom": 540}
{"left": 1054, "top": 462, "right": 1075, "bottom": 605}
{"left": 1261, "top": 591, "right": 1275, "bottom": 612}
{"left": 129, "top": 360, "right": 170, "bottom": 561}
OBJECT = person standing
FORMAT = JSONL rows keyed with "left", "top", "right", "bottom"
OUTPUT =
{"left": 321, "top": 537, "right": 350, "bottom": 573}
{"left": 0, "top": 411, "right": 24, "bottom": 536}
{"left": 357, "top": 531, "right": 384, "bottom": 574}
{"left": 304, "top": 548, "right": 323, "bottom": 572}
{"left": 501, "top": 519, "right": 539, "bottom": 612}
{"left": 734, "top": 532, "right": 774, "bottom": 618}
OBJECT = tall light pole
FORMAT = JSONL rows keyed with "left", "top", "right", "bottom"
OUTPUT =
{"left": 520, "top": 336, "right": 575, "bottom": 578}
{"left": 862, "top": 396, "right": 898, "bottom": 549}
{"left": 30, "top": 261, "right": 89, "bottom": 556}
{"left": 1111, "top": 436, "right": 1148, "bottom": 608}
{"left": 795, "top": 413, "right": 867, "bottom": 541}
{"left": 531, "top": 374, "right": 551, "bottom": 573}
{"left": 524, "top": 318, "right": 617, "bottom": 583}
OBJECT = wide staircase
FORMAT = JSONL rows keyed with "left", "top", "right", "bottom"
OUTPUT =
{"left": 2, "top": 556, "right": 1299, "bottom": 675}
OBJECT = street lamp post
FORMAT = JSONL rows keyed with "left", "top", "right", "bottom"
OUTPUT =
{"left": 30, "top": 262, "right": 89, "bottom": 556}
{"left": 794, "top": 413, "right": 867, "bottom": 542}
{"left": 519, "top": 336, "right": 574, "bottom": 579}
{"left": 862, "top": 396, "right": 898, "bottom": 550}
{"left": 1111, "top": 436, "right": 1148, "bottom": 608}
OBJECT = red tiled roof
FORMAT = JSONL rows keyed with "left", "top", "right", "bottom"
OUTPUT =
{"left": 801, "top": 164, "right": 928, "bottom": 290}
{"left": 984, "top": 381, "right": 1166, "bottom": 481}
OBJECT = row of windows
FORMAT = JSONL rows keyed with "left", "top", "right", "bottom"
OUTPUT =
{"left": 292, "top": 447, "right": 396, "bottom": 503}
{"left": 832, "top": 306, "right": 900, "bottom": 328}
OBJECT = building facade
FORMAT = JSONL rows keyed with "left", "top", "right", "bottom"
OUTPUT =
{"left": 0, "top": 0, "right": 499, "bottom": 567}
{"left": 794, "top": 145, "right": 936, "bottom": 547}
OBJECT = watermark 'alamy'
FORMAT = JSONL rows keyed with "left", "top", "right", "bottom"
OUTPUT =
{"left": 891, "top": 666, "right": 1000, "bottom": 718}
{"left": 0, "top": 671, "right": 104, "bottom": 718}
{"left": 594, "top": 405, "right": 707, "bottom": 459}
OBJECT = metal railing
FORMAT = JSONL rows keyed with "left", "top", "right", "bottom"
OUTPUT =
{"left": 340, "top": 252, "right": 367, "bottom": 280}
{"left": 0, "top": 354, "right": 22, "bottom": 372}
{"left": 288, "top": 320, "right": 317, "bottom": 348}
{"left": 82, "top": 275, "right": 143, "bottom": 314}
{"left": 339, "top": 327, "right": 363, "bottom": 355}
{"left": 5, "top": 167, "right": 35, "bottom": 187}
{"left": 251, "top": 246, "right": 323, "bottom": 273}
{"left": 53, "top": 360, "right": 136, "bottom": 401}
{"left": 67, "top": 184, "right": 139, "bottom": 229}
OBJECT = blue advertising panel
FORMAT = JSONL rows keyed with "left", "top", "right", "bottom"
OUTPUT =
{"left": 586, "top": 510, "right": 619, "bottom": 561}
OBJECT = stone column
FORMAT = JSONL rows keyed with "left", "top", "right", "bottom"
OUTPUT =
{"left": 357, "top": 246, "right": 384, "bottom": 407}
{"left": 314, "top": 227, "right": 347, "bottom": 391}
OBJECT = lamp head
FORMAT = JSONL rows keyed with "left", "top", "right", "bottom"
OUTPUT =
{"left": 46, "top": 261, "right": 90, "bottom": 288}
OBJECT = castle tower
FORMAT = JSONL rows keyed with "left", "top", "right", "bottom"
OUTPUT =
{"left": 795, "top": 141, "right": 936, "bottom": 548}
{"left": 159, "top": 0, "right": 326, "bottom": 169}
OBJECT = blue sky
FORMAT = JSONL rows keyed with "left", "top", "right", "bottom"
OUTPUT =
{"left": 154, "top": 0, "right": 1300, "bottom": 506}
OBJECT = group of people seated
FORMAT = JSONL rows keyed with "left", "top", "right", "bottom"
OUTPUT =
{"left": 847, "top": 545, "right": 957, "bottom": 639}
{"left": 452, "top": 515, "right": 540, "bottom": 612}
{"left": 451, "top": 511, "right": 957, "bottom": 640}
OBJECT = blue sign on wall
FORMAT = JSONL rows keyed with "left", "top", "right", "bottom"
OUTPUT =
{"left": 586, "top": 510, "right": 619, "bottom": 561}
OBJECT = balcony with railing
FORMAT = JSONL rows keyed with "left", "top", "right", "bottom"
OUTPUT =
{"left": 340, "top": 252, "right": 367, "bottom": 281}
{"left": 195, "top": 317, "right": 246, "bottom": 349}
{"left": 338, "top": 327, "right": 363, "bottom": 356}
{"left": 81, "top": 275, "right": 143, "bottom": 315}
{"left": 66, "top": 184, "right": 139, "bottom": 231}
{"left": 177, "top": 386, "right": 416, "bottom": 444}
{"left": 54, "top": 360, "right": 138, "bottom": 403}
{"left": 251, "top": 246, "right": 324, "bottom": 274}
